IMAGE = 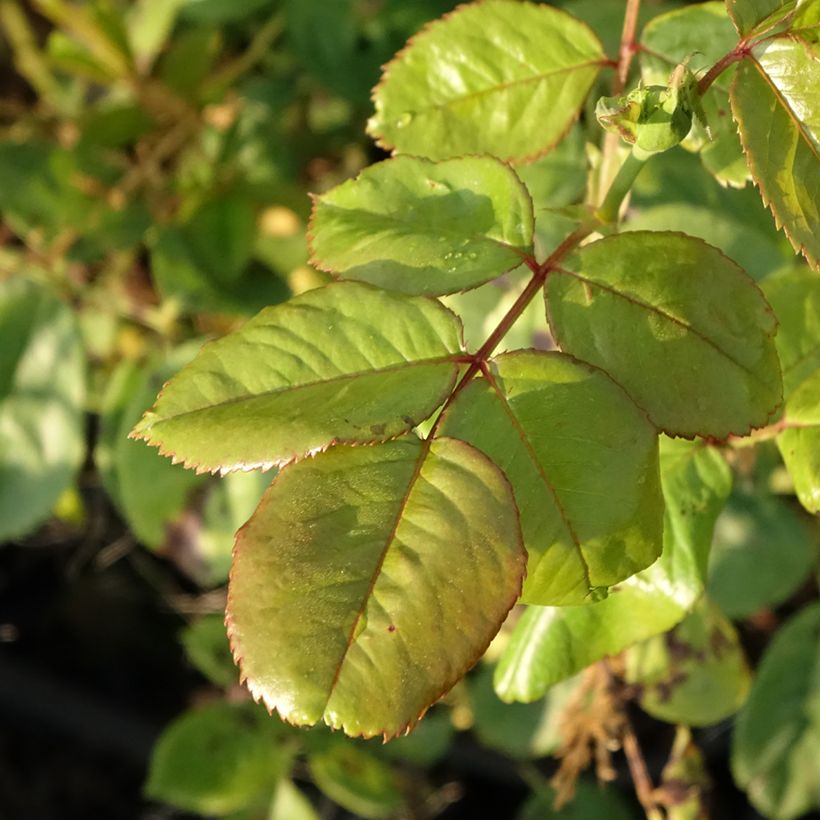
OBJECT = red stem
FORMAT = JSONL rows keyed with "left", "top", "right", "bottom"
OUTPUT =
{"left": 615, "top": 0, "right": 642, "bottom": 94}
{"left": 698, "top": 43, "right": 749, "bottom": 94}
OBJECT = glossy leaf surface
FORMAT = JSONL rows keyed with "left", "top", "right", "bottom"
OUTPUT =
{"left": 625, "top": 597, "right": 750, "bottom": 726}
{"left": 440, "top": 350, "right": 663, "bottom": 605}
{"left": 547, "top": 232, "right": 782, "bottom": 438}
{"left": 495, "top": 439, "right": 731, "bottom": 700}
{"left": 731, "top": 32, "right": 820, "bottom": 269}
{"left": 732, "top": 602, "right": 820, "bottom": 820}
{"left": 132, "top": 282, "right": 463, "bottom": 473}
{"left": 227, "top": 437, "right": 525, "bottom": 738}
{"left": 0, "top": 277, "right": 86, "bottom": 541}
{"left": 765, "top": 268, "right": 820, "bottom": 512}
{"left": 368, "top": 0, "right": 605, "bottom": 162}
{"left": 309, "top": 156, "right": 534, "bottom": 295}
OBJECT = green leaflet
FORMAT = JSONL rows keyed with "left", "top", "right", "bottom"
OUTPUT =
{"left": 640, "top": 3, "right": 750, "bottom": 188}
{"left": 546, "top": 231, "right": 782, "bottom": 438}
{"left": 146, "top": 701, "right": 287, "bottom": 815}
{"left": 708, "top": 487, "right": 818, "bottom": 618}
{"left": 494, "top": 438, "right": 731, "bottom": 701}
{"left": 367, "top": 0, "right": 605, "bottom": 162}
{"left": 732, "top": 602, "right": 820, "bottom": 820}
{"left": 624, "top": 597, "right": 751, "bottom": 727}
{"left": 439, "top": 350, "right": 663, "bottom": 606}
{"left": 226, "top": 437, "right": 525, "bottom": 738}
{"left": 0, "top": 277, "right": 86, "bottom": 541}
{"left": 764, "top": 267, "right": 820, "bottom": 512}
{"left": 731, "top": 32, "right": 820, "bottom": 270}
{"left": 308, "top": 745, "right": 403, "bottom": 819}
{"left": 131, "top": 282, "right": 464, "bottom": 474}
{"left": 517, "top": 779, "right": 636, "bottom": 820}
{"left": 309, "top": 156, "right": 534, "bottom": 296}
{"left": 726, "top": 0, "right": 803, "bottom": 36}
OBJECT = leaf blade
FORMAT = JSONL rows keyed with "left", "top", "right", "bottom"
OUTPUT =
{"left": 227, "top": 436, "right": 525, "bottom": 738}
{"left": 367, "top": 0, "right": 605, "bottom": 162}
{"left": 309, "top": 156, "right": 534, "bottom": 296}
{"left": 439, "top": 350, "right": 663, "bottom": 605}
{"left": 546, "top": 231, "right": 782, "bottom": 438}
{"left": 132, "top": 282, "right": 464, "bottom": 473}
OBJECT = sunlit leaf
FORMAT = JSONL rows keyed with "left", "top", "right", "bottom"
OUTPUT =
{"left": 546, "top": 231, "right": 782, "bottom": 438}
{"left": 0, "top": 277, "right": 86, "bottom": 541}
{"left": 132, "top": 282, "right": 464, "bottom": 473}
{"left": 227, "top": 437, "right": 525, "bottom": 738}
{"left": 440, "top": 350, "right": 663, "bottom": 605}
{"left": 368, "top": 0, "right": 605, "bottom": 162}
{"left": 495, "top": 438, "right": 731, "bottom": 700}
{"left": 309, "top": 156, "right": 534, "bottom": 295}
{"left": 732, "top": 602, "right": 820, "bottom": 820}
{"left": 731, "top": 30, "right": 820, "bottom": 269}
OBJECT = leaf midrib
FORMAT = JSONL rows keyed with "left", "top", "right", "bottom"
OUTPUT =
{"left": 553, "top": 266, "right": 776, "bottom": 393}
{"left": 482, "top": 369, "right": 593, "bottom": 588}
{"left": 404, "top": 58, "right": 606, "bottom": 118}
{"left": 144, "top": 354, "right": 461, "bottom": 429}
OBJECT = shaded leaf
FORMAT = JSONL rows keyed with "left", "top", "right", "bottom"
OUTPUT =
{"left": 308, "top": 745, "right": 403, "bottom": 819}
{"left": 495, "top": 438, "right": 731, "bottom": 700}
{"left": 0, "top": 278, "right": 85, "bottom": 541}
{"left": 181, "top": 614, "right": 236, "bottom": 688}
{"left": 146, "top": 702, "right": 286, "bottom": 815}
{"left": 268, "top": 779, "right": 319, "bottom": 820}
{"left": 546, "top": 231, "right": 782, "bottom": 438}
{"left": 517, "top": 779, "right": 637, "bottom": 820}
{"left": 227, "top": 437, "right": 525, "bottom": 738}
{"left": 309, "top": 155, "right": 534, "bottom": 295}
{"left": 708, "top": 487, "right": 817, "bottom": 618}
{"left": 368, "top": 0, "right": 605, "bottom": 162}
{"left": 731, "top": 31, "right": 820, "bottom": 269}
{"left": 471, "top": 665, "right": 580, "bottom": 759}
{"left": 732, "top": 602, "right": 820, "bottom": 820}
{"left": 440, "top": 350, "right": 663, "bottom": 605}
{"left": 625, "top": 597, "right": 751, "bottom": 726}
{"left": 379, "top": 707, "right": 454, "bottom": 767}
{"left": 132, "top": 282, "right": 464, "bottom": 474}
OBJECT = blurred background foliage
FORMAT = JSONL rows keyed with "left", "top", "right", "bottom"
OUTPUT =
{"left": 0, "top": 1, "right": 816, "bottom": 819}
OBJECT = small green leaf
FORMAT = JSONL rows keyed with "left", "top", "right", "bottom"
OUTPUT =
{"left": 731, "top": 31, "right": 820, "bottom": 269}
{"left": 764, "top": 267, "right": 820, "bottom": 511}
{"left": 517, "top": 779, "right": 637, "bottom": 820}
{"left": 546, "top": 231, "right": 782, "bottom": 438}
{"left": 146, "top": 702, "right": 286, "bottom": 815}
{"left": 309, "top": 745, "right": 403, "bottom": 819}
{"left": 227, "top": 437, "right": 525, "bottom": 738}
{"left": 309, "top": 156, "right": 533, "bottom": 296}
{"left": 732, "top": 602, "right": 820, "bottom": 820}
{"left": 0, "top": 277, "right": 86, "bottom": 541}
{"left": 439, "top": 350, "right": 663, "bottom": 605}
{"left": 708, "top": 488, "right": 818, "bottom": 618}
{"left": 640, "top": 3, "right": 750, "bottom": 187}
{"left": 495, "top": 438, "right": 731, "bottom": 700}
{"left": 625, "top": 597, "right": 751, "bottom": 726}
{"left": 368, "top": 0, "right": 605, "bottom": 162}
{"left": 268, "top": 779, "right": 319, "bottom": 820}
{"left": 181, "top": 614, "right": 236, "bottom": 688}
{"left": 132, "top": 282, "right": 464, "bottom": 474}
{"left": 181, "top": 0, "right": 274, "bottom": 24}
{"left": 471, "top": 665, "right": 580, "bottom": 759}
{"left": 726, "top": 0, "right": 803, "bottom": 36}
